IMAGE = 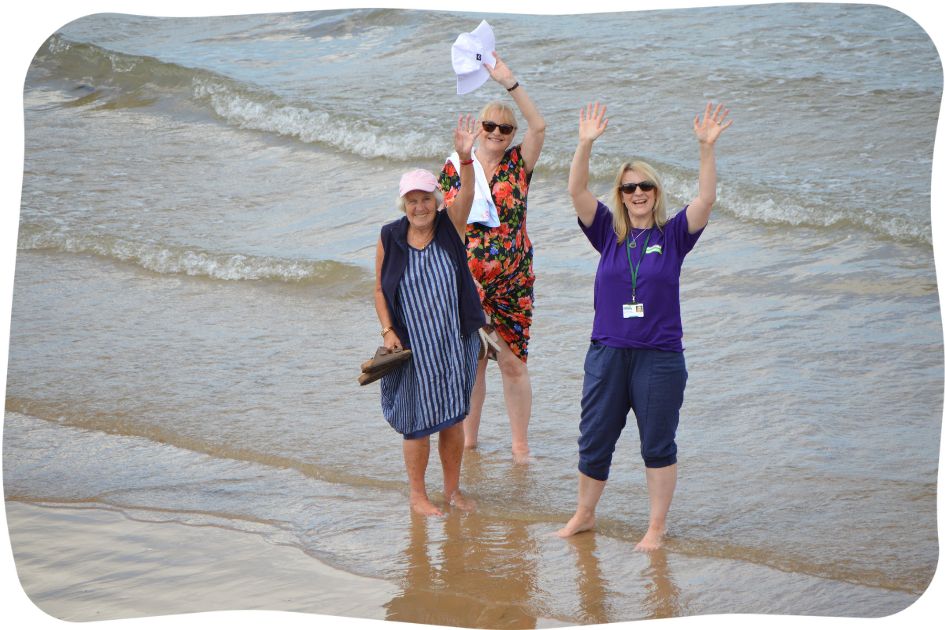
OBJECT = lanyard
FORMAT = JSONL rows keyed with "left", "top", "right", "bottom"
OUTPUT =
{"left": 625, "top": 230, "right": 652, "bottom": 303}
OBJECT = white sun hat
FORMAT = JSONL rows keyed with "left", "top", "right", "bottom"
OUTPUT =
{"left": 451, "top": 20, "right": 496, "bottom": 95}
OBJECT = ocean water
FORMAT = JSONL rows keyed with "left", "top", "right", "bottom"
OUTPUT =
{"left": 4, "top": 4, "right": 942, "bottom": 626}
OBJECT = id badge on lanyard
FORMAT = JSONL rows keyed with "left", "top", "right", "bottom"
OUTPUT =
{"left": 623, "top": 302, "right": 644, "bottom": 318}
{"left": 623, "top": 231, "right": 652, "bottom": 319}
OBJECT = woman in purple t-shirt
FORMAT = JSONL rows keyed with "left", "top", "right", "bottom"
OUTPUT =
{"left": 556, "top": 102, "right": 733, "bottom": 551}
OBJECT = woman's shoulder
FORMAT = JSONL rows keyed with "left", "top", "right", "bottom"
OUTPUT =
{"left": 382, "top": 214, "right": 408, "bottom": 229}
{"left": 506, "top": 143, "right": 524, "bottom": 163}
{"left": 381, "top": 215, "right": 409, "bottom": 240}
{"left": 433, "top": 209, "right": 466, "bottom": 249}
{"left": 660, "top": 205, "right": 704, "bottom": 254}
{"left": 594, "top": 200, "right": 614, "bottom": 224}
{"left": 579, "top": 200, "right": 615, "bottom": 244}
{"left": 663, "top": 206, "right": 692, "bottom": 232}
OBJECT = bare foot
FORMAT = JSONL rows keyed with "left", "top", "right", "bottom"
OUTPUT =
{"left": 447, "top": 490, "right": 477, "bottom": 512}
{"left": 464, "top": 442, "right": 478, "bottom": 450}
{"left": 634, "top": 525, "right": 666, "bottom": 551}
{"left": 410, "top": 495, "right": 444, "bottom": 517}
{"left": 555, "top": 510, "right": 595, "bottom": 538}
{"left": 512, "top": 449, "right": 533, "bottom": 465}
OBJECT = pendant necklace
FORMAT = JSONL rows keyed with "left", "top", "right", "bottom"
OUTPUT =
{"left": 628, "top": 227, "right": 650, "bottom": 249}
{"left": 409, "top": 228, "right": 435, "bottom": 250}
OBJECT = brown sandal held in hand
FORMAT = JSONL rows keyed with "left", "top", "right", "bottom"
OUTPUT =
{"left": 358, "top": 347, "right": 412, "bottom": 385}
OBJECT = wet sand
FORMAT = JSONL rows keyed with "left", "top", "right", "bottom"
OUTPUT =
{"left": 4, "top": 499, "right": 941, "bottom": 630}
{"left": 4, "top": 501, "right": 397, "bottom": 624}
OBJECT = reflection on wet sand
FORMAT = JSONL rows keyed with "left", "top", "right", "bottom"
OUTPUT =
{"left": 641, "top": 548, "right": 682, "bottom": 619}
{"left": 564, "top": 532, "right": 682, "bottom": 623}
{"left": 383, "top": 440, "right": 686, "bottom": 628}
{"left": 384, "top": 495, "right": 685, "bottom": 627}
{"left": 563, "top": 533, "right": 610, "bottom": 624}
{"left": 385, "top": 511, "right": 539, "bottom": 628}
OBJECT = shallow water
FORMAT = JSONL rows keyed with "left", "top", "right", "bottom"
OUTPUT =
{"left": 5, "top": 5, "right": 942, "bottom": 625}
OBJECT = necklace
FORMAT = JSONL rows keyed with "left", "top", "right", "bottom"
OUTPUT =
{"left": 408, "top": 228, "right": 435, "bottom": 250}
{"left": 628, "top": 227, "right": 650, "bottom": 249}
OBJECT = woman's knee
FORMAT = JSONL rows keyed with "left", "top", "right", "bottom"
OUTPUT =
{"left": 577, "top": 417, "right": 623, "bottom": 481}
{"left": 440, "top": 420, "right": 464, "bottom": 442}
{"left": 641, "top": 443, "right": 677, "bottom": 468}
{"left": 498, "top": 352, "right": 528, "bottom": 380}
{"left": 578, "top": 458, "right": 611, "bottom": 482}
{"left": 638, "top": 412, "right": 679, "bottom": 467}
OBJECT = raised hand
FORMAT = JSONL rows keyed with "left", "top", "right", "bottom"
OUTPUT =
{"left": 693, "top": 102, "right": 733, "bottom": 145}
{"left": 579, "top": 102, "right": 608, "bottom": 144}
{"left": 453, "top": 114, "right": 479, "bottom": 160}
{"left": 484, "top": 50, "right": 517, "bottom": 90}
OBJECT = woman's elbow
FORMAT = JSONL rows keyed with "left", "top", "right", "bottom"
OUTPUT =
{"left": 697, "top": 194, "right": 716, "bottom": 210}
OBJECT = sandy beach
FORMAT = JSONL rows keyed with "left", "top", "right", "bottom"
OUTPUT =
{"left": 4, "top": 499, "right": 581, "bottom": 629}
{"left": 4, "top": 497, "right": 940, "bottom": 630}
{"left": 4, "top": 501, "right": 397, "bottom": 624}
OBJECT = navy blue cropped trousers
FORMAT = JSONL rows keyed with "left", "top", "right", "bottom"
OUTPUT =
{"left": 578, "top": 341, "right": 688, "bottom": 480}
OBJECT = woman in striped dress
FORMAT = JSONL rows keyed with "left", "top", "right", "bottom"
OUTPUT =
{"left": 373, "top": 115, "right": 485, "bottom": 517}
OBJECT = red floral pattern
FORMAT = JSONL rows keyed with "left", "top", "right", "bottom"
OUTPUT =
{"left": 440, "top": 145, "right": 534, "bottom": 362}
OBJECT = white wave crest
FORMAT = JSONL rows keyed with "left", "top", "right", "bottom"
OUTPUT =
{"left": 18, "top": 228, "right": 361, "bottom": 283}
{"left": 191, "top": 79, "right": 438, "bottom": 160}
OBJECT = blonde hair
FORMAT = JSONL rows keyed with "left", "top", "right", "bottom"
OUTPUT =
{"left": 478, "top": 101, "right": 518, "bottom": 130}
{"left": 610, "top": 161, "right": 667, "bottom": 243}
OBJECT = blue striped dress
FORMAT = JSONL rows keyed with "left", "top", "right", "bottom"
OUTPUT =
{"left": 380, "top": 239, "right": 481, "bottom": 439}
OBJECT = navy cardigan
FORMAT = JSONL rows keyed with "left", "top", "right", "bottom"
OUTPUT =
{"left": 379, "top": 210, "right": 486, "bottom": 349}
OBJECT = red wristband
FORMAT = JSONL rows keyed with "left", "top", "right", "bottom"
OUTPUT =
{"left": 460, "top": 158, "right": 474, "bottom": 166}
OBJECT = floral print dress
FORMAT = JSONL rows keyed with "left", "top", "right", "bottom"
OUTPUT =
{"left": 439, "top": 144, "right": 534, "bottom": 363}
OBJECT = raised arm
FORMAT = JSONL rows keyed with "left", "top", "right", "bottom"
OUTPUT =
{"left": 485, "top": 51, "right": 546, "bottom": 173}
{"left": 569, "top": 102, "right": 608, "bottom": 228}
{"left": 446, "top": 114, "right": 480, "bottom": 236}
{"left": 686, "top": 102, "right": 733, "bottom": 234}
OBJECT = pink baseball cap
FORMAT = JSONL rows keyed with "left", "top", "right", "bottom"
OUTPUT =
{"left": 398, "top": 169, "right": 440, "bottom": 197}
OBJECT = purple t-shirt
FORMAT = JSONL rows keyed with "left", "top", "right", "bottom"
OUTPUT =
{"left": 579, "top": 201, "right": 703, "bottom": 352}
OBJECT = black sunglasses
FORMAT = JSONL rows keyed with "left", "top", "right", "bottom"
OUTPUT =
{"left": 619, "top": 181, "right": 657, "bottom": 194}
{"left": 482, "top": 121, "right": 516, "bottom": 135}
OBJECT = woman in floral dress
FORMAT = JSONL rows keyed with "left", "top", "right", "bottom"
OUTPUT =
{"left": 439, "top": 51, "right": 546, "bottom": 463}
